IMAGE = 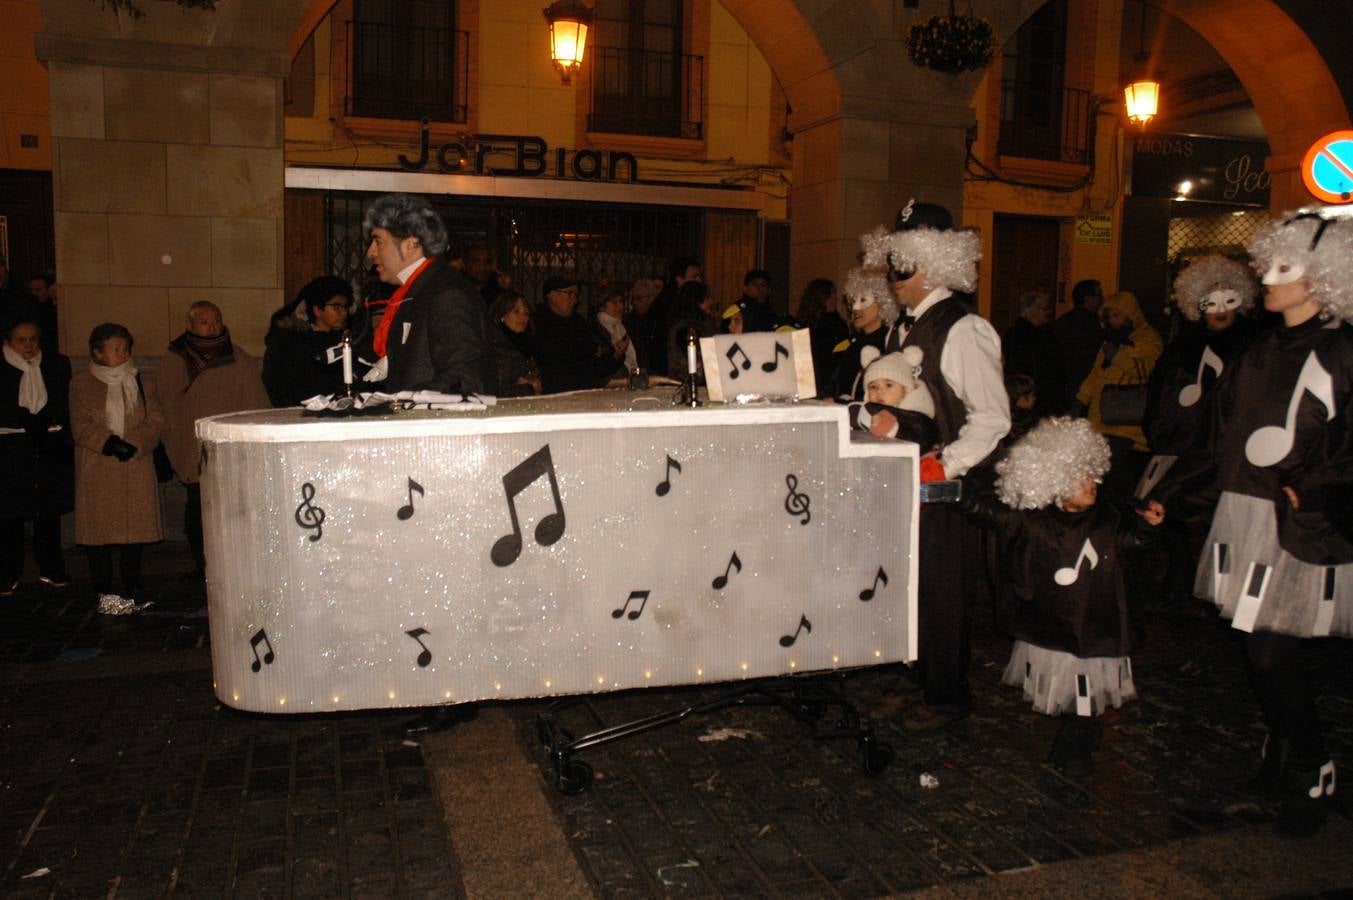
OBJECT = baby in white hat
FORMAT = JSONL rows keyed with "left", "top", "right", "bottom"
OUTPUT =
{"left": 850, "top": 345, "right": 939, "bottom": 453}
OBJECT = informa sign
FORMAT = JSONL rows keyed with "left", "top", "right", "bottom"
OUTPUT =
{"left": 1130, "top": 132, "right": 1271, "bottom": 206}
{"left": 199, "top": 397, "right": 919, "bottom": 713}
{"left": 1301, "top": 130, "right": 1353, "bottom": 204}
{"left": 1075, "top": 213, "right": 1112, "bottom": 244}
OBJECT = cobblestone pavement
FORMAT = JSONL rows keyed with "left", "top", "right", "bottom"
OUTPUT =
{"left": 0, "top": 549, "right": 459, "bottom": 899}
{"left": 3, "top": 542, "right": 1352, "bottom": 899}
{"left": 520, "top": 600, "right": 1353, "bottom": 898}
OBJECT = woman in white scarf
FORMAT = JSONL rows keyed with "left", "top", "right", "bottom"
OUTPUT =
{"left": 0, "top": 320, "right": 74, "bottom": 595}
{"left": 594, "top": 289, "right": 638, "bottom": 374}
{"left": 69, "top": 323, "right": 165, "bottom": 610}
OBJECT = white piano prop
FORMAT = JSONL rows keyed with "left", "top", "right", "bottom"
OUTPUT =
{"left": 199, "top": 383, "right": 918, "bottom": 788}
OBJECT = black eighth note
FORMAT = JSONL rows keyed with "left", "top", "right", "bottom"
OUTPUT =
{"left": 612, "top": 590, "right": 650, "bottom": 621}
{"left": 294, "top": 482, "right": 325, "bottom": 542}
{"left": 779, "top": 614, "right": 812, "bottom": 648}
{"left": 406, "top": 627, "right": 432, "bottom": 667}
{"left": 397, "top": 477, "right": 425, "bottom": 521}
{"left": 712, "top": 552, "right": 742, "bottom": 589}
{"left": 655, "top": 455, "right": 682, "bottom": 497}
{"left": 761, "top": 342, "right": 790, "bottom": 373}
{"left": 491, "top": 445, "right": 566, "bottom": 567}
{"left": 859, "top": 566, "right": 889, "bottom": 602}
{"left": 784, "top": 474, "right": 811, "bottom": 525}
{"left": 249, "top": 629, "right": 275, "bottom": 673}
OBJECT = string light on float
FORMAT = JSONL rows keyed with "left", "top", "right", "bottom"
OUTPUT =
{"left": 543, "top": 0, "right": 593, "bottom": 85}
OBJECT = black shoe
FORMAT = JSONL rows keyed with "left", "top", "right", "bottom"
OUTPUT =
{"left": 1249, "top": 735, "right": 1291, "bottom": 796}
{"left": 39, "top": 573, "right": 73, "bottom": 588}
{"left": 400, "top": 704, "right": 479, "bottom": 737}
{"left": 1275, "top": 760, "right": 1336, "bottom": 838}
{"left": 1051, "top": 716, "right": 1095, "bottom": 778}
{"left": 0, "top": 580, "right": 18, "bottom": 597}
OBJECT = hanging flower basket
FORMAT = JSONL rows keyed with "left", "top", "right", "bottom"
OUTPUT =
{"left": 906, "top": 14, "right": 997, "bottom": 75}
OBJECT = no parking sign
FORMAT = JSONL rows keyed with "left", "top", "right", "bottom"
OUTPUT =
{"left": 1302, "top": 130, "right": 1353, "bottom": 204}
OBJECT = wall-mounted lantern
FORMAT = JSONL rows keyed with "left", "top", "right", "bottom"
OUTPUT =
{"left": 543, "top": 0, "right": 593, "bottom": 85}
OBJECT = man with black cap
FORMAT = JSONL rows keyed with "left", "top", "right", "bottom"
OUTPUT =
{"left": 861, "top": 200, "right": 1010, "bottom": 730}
{"left": 534, "top": 276, "right": 628, "bottom": 393}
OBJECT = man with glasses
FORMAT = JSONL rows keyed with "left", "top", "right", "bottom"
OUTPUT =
{"left": 533, "top": 276, "right": 627, "bottom": 393}
{"left": 263, "top": 276, "right": 360, "bottom": 407}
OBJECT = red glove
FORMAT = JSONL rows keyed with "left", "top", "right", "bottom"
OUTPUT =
{"left": 919, "top": 455, "right": 946, "bottom": 483}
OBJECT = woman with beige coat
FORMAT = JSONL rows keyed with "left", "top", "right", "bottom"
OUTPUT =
{"left": 69, "top": 323, "right": 164, "bottom": 609}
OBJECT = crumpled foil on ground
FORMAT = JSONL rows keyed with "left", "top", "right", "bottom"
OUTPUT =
{"left": 97, "top": 594, "right": 153, "bottom": 616}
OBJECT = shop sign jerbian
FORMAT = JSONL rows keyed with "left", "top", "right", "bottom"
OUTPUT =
{"left": 399, "top": 121, "right": 639, "bottom": 183}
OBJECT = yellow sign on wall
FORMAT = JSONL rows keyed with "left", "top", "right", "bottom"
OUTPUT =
{"left": 1075, "top": 213, "right": 1112, "bottom": 244}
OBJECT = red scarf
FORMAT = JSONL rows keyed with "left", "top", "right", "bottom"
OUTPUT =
{"left": 372, "top": 257, "right": 433, "bottom": 357}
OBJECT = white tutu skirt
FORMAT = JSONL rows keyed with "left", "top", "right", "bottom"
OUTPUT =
{"left": 1195, "top": 492, "right": 1353, "bottom": 638}
{"left": 1002, "top": 641, "right": 1136, "bottom": 718}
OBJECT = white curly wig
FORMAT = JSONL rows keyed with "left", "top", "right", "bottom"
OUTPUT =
{"left": 995, "top": 417, "right": 1112, "bottom": 510}
{"left": 1247, "top": 208, "right": 1353, "bottom": 324}
{"left": 859, "top": 225, "right": 981, "bottom": 293}
{"left": 1173, "top": 254, "right": 1258, "bottom": 321}
{"left": 842, "top": 267, "right": 899, "bottom": 326}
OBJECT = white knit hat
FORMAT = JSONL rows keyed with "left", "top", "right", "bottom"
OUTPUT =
{"left": 861, "top": 346, "right": 934, "bottom": 418}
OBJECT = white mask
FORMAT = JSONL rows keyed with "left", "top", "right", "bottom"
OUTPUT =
{"left": 1262, "top": 255, "right": 1306, "bottom": 286}
{"left": 1199, "top": 288, "right": 1242, "bottom": 313}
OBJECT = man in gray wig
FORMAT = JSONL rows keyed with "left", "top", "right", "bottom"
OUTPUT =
{"left": 363, "top": 194, "right": 494, "bottom": 395}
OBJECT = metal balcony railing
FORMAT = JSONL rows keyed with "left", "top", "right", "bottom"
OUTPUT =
{"left": 345, "top": 20, "right": 468, "bottom": 124}
{"left": 589, "top": 46, "right": 703, "bottom": 140}
{"left": 998, "top": 81, "right": 1092, "bottom": 165}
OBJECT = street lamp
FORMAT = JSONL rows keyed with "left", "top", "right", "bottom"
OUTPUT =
{"left": 543, "top": 0, "right": 593, "bottom": 85}
{"left": 1123, "top": 0, "right": 1160, "bottom": 127}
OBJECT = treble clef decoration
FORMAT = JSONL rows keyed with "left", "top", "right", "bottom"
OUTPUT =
{"left": 295, "top": 482, "right": 325, "bottom": 542}
{"left": 784, "top": 474, "right": 811, "bottom": 525}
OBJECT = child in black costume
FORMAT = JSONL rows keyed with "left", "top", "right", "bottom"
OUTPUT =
{"left": 958, "top": 416, "right": 1164, "bottom": 775}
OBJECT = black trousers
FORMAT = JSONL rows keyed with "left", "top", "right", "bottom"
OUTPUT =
{"left": 85, "top": 544, "right": 146, "bottom": 594}
{"left": 183, "top": 482, "right": 205, "bottom": 574}
{"left": 917, "top": 504, "right": 974, "bottom": 708}
{"left": 0, "top": 515, "right": 66, "bottom": 584}
{"left": 1245, "top": 629, "right": 1324, "bottom": 761}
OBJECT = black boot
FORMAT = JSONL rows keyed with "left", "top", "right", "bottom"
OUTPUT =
{"left": 1274, "top": 759, "right": 1336, "bottom": 839}
{"left": 1049, "top": 716, "right": 1094, "bottom": 777}
{"left": 1248, "top": 735, "right": 1291, "bottom": 796}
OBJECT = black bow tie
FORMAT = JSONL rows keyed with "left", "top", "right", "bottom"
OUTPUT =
{"left": 899, "top": 313, "right": 918, "bottom": 329}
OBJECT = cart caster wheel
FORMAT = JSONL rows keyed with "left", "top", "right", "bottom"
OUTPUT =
{"left": 556, "top": 758, "right": 593, "bottom": 795}
{"left": 859, "top": 740, "right": 894, "bottom": 775}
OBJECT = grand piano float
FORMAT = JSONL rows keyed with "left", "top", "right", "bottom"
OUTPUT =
{"left": 199, "top": 332, "right": 920, "bottom": 792}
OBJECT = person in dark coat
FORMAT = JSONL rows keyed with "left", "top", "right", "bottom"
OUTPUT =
{"left": 535, "top": 276, "right": 626, "bottom": 393}
{"left": 0, "top": 319, "right": 74, "bottom": 594}
{"left": 646, "top": 257, "right": 703, "bottom": 376}
{"left": 1002, "top": 291, "right": 1066, "bottom": 415}
{"left": 263, "top": 276, "right": 359, "bottom": 406}
{"left": 362, "top": 194, "right": 494, "bottom": 395}
{"left": 829, "top": 269, "right": 901, "bottom": 402}
{"left": 733, "top": 268, "right": 778, "bottom": 333}
{"left": 958, "top": 417, "right": 1163, "bottom": 776}
{"left": 622, "top": 278, "right": 663, "bottom": 373}
{"left": 487, "top": 289, "right": 541, "bottom": 397}
{"left": 1054, "top": 279, "right": 1106, "bottom": 409}
{"left": 795, "top": 278, "right": 849, "bottom": 397}
{"left": 664, "top": 281, "right": 720, "bottom": 381}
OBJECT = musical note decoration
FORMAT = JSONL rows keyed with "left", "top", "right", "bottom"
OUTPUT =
{"left": 784, "top": 474, "right": 811, "bottom": 525}
{"left": 491, "top": 445, "right": 566, "bottom": 567}
{"left": 1054, "top": 539, "right": 1099, "bottom": 586}
{"left": 397, "top": 478, "right": 425, "bottom": 521}
{"left": 712, "top": 552, "right": 742, "bottom": 590}
{"left": 1310, "top": 761, "right": 1337, "bottom": 799}
{"left": 249, "top": 629, "right": 275, "bottom": 673}
{"left": 1178, "top": 346, "right": 1223, "bottom": 408}
{"left": 1245, "top": 351, "right": 1336, "bottom": 467}
{"left": 406, "top": 627, "right": 432, "bottom": 668}
{"left": 612, "top": 590, "right": 650, "bottom": 621}
{"left": 761, "top": 342, "right": 790, "bottom": 373}
{"left": 294, "top": 482, "right": 325, "bottom": 542}
{"left": 655, "top": 455, "right": 682, "bottom": 497}
{"left": 726, "top": 343, "right": 752, "bottom": 380}
{"left": 859, "top": 566, "right": 889, "bottom": 602}
{"left": 779, "top": 614, "right": 812, "bottom": 648}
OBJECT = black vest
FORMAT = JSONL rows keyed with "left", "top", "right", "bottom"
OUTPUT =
{"left": 901, "top": 295, "right": 972, "bottom": 447}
